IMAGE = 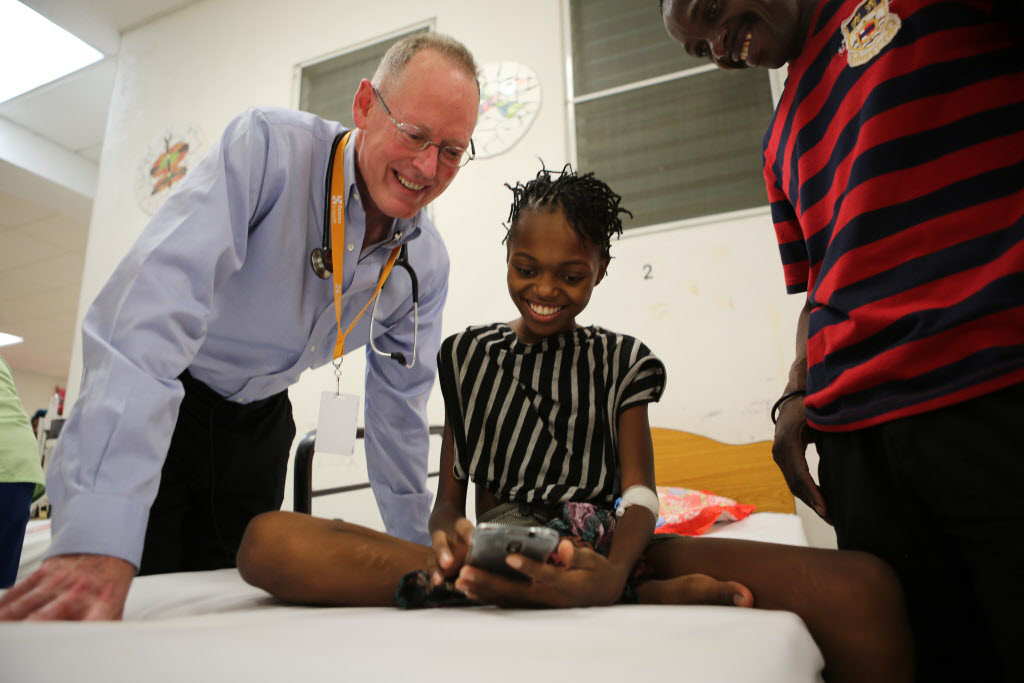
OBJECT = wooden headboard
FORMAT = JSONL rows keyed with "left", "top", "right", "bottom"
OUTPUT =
{"left": 651, "top": 428, "right": 795, "bottom": 514}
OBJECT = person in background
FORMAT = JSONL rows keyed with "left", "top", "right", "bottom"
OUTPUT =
{"left": 661, "top": 0, "right": 1023, "bottom": 680}
{"left": 0, "top": 31, "right": 479, "bottom": 621}
{"left": 30, "top": 409, "right": 46, "bottom": 438}
{"left": 0, "top": 356, "right": 45, "bottom": 588}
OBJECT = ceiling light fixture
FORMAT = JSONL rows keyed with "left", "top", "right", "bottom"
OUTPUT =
{"left": 0, "top": 0, "right": 104, "bottom": 104}
{"left": 0, "top": 332, "right": 25, "bottom": 347}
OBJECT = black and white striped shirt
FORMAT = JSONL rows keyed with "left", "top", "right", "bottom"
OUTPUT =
{"left": 438, "top": 323, "right": 666, "bottom": 505}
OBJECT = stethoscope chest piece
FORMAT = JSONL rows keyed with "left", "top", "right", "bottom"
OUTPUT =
{"left": 310, "top": 247, "right": 333, "bottom": 279}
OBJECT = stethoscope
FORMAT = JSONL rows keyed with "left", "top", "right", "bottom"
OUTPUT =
{"left": 310, "top": 132, "right": 419, "bottom": 368}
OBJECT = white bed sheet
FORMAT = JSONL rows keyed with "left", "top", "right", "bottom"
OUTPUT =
{"left": 15, "top": 519, "right": 51, "bottom": 583}
{"left": 3, "top": 513, "right": 822, "bottom": 683}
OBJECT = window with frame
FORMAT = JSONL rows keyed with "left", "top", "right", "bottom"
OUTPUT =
{"left": 568, "top": 0, "right": 775, "bottom": 230}
{"left": 299, "top": 28, "right": 428, "bottom": 126}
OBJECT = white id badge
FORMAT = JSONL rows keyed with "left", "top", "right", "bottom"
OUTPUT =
{"left": 316, "top": 391, "right": 360, "bottom": 455}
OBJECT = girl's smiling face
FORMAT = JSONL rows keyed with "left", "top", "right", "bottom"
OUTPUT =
{"left": 506, "top": 208, "right": 608, "bottom": 344}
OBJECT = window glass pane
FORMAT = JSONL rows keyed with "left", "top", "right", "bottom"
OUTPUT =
{"left": 299, "top": 29, "right": 426, "bottom": 127}
{"left": 570, "top": 0, "right": 703, "bottom": 96}
{"left": 575, "top": 69, "right": 773, "bottom": 228}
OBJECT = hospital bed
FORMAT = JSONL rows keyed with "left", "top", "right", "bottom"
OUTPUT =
{"left": 2, "top": 429, "right": 823, "bottom": 683}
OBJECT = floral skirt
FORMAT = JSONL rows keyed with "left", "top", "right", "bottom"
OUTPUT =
{"left": 395, "top": 501, "right": 661, "bottom": 608}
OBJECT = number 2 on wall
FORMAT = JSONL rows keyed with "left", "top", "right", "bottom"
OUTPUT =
{"left": 642, "top": 264, "right": 653, "bottom": 280}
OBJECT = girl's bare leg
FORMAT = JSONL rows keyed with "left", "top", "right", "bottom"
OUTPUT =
{"left": 237, "top": 511, "right": 431, "bottom": 606}
{"left": 641, "top": 536, "right": 913, "bottom": 683}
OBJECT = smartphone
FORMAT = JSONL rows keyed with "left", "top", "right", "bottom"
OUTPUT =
{"left": 466, "top": 523, "right": 560, "bottom": 578}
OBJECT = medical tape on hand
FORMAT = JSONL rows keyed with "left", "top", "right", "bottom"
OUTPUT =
{"left": 615, "top": 485, "right": 660, "bottom": 519}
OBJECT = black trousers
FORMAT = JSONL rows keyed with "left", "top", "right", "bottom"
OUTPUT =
{"left": 138, "top": 371, "right": 295, "bottom": 575}
{"left": 0, "top": 482, "right": 33, "bottom": 588}
{"left": 816, "top": 382, "right": 1024, "bottom": 683}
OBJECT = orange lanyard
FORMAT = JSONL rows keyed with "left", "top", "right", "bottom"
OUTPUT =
{"left": 329, "top": 131, "right": 402, "bottom": 361}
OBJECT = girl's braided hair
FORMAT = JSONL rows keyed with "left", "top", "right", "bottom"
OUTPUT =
{"left": 503, "top": 164, "right": 632, "bottom": 261}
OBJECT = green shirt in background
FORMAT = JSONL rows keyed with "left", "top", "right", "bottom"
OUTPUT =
{"left": 0, "top": 356, "right": 46, "bottom": 499}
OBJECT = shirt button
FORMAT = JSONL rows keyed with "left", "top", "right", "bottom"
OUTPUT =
{"left": 310, "top": 345, "right": 316, "bottom": 352}
{"left": 347, "top": 243, "right": 355, "bottom": 252}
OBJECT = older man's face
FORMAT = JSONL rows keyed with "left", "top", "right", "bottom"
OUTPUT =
{"left": 353, "top": 49, "right": 478, "bottom": 221}
{"left": 662, "top": 0, "right": 807, "bottom": 69}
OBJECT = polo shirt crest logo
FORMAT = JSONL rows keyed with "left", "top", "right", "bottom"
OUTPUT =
{"left": 840, "top": 0, "right": 901, "bottom": 67}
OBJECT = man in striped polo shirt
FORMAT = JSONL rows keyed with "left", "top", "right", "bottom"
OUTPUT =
{"left": 662, "top": 0, "right": 1022, "bottom": 680}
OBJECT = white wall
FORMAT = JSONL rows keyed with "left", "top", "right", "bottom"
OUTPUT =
{"left": 8, "top": 366, "right": 62, "bottom": 419}
{"left": 68, "top": 0, "right": 834, "bottom": 547}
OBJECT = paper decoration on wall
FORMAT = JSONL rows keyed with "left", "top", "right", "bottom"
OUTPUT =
{"left": 475, "top": 61, "right": 541, "bottom": 159}
{"left": 136, "top": 124, "right": 203, "bottom": 215}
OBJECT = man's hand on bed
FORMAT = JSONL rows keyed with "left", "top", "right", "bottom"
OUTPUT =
{"left": 453, "top": 539, "right": 626, "bottom": 608}
{"left": 428, "top": 517, "right": 474, "bottom": 586}
{"left": 0, "top": 554, "right": 135, "bottom": 621}
{"left": 772, "top": 397, "right": 831, "bottom": 524}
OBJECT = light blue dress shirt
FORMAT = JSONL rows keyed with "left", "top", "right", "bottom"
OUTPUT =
{"left": 46, "top": 107, "right": 448, "bottom": 566}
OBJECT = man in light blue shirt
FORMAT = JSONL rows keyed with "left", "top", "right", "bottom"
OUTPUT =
{"left": 0, "top": 32, "right": 479, "bottom": 620}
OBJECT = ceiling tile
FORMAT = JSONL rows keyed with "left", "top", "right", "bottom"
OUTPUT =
{"left": 39, "top": 251, "right": 87, "bottom": 287}
{"left": 15, "top": 214, "right": 90, "bottom": 250}
{"left": 0, "top": 340, "right": 71, "bottom": 380}
{"left": 0, "top": 259, "right": 73, "bottom": 288}
{"left": 0, "top": 289, "right": 61, "bottom": 321}
{"left": 0, "top": 190, "right": 54, "bottom": 228}
{"left": 22, "top": 313, "right": 76, "bottom": 339}
{"left": 0, "top": 228, "right": 56, "bottom": 271}
{"left": 0, "top": 270, "right": 63, "bottom": 304}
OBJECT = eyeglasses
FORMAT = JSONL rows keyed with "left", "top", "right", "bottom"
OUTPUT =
{"left": 373, "top": 86, "right": 475, "bottom": 168}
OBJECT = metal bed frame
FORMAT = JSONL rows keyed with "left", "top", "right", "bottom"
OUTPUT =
{"left": 292, "top": 426, "right": 444, "bottom": 514}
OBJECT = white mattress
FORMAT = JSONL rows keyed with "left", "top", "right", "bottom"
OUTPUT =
{"left": 3, "top": 513, "right": 822, "bottom": 682}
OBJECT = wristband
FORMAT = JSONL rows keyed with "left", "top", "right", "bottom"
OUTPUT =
{"left": 771, "top": 390, "right": 806, "bottom": 425}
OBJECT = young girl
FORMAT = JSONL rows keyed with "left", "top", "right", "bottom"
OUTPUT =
{"left": 238, "top": 167, "right": 912, "bottom": 683}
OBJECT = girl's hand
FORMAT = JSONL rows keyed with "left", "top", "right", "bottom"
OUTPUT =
{"left": 454, "top": 539, "right": 627, "bottom": 608}
{"left": 428, "top": 517, "right": 474, "bottom": 586}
